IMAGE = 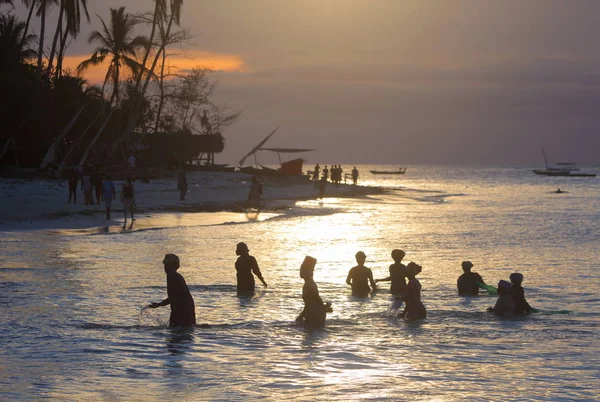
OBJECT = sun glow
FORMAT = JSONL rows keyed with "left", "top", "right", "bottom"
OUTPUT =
{"left": 62, "top": 50, "right": 246, "bottom": 85}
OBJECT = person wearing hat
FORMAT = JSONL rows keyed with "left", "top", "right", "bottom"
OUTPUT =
{"left": 148, "top": 254, "right": 196, "bottom": 327}
{"left": 488, "top": 280, "right": 515, "bottom": 316}
{"left": 509, "top": 273, "right": 533, "bottom": 314}
{"left": 296, "top": 256, "right": 332, "bottom": 328}
{"left": 346, "top": 251, "right": 377, "bottom": 297}
{"left": 235, "top": 242, "right": 268, "bottom": 294}
{"left": 457, "top": 261, "right": 485, "bottom": 296}
{"left": 399, "top": 262, "right": 426, "bottom": 320}
{"left": 375, "top": 249, "right": 408, "bottom": 296}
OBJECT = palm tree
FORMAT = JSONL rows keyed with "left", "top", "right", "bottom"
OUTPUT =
{"left": 35, "top": 0, "right": 59, "bottom": 81}
{"left": 0, "top": 13, "right": 36, "bottom": 70}
{"left": 46, "top": 0, "right": 89, "bottom": 78}
{"left": 76, "top": 7, "right": 147, "bottom": 107}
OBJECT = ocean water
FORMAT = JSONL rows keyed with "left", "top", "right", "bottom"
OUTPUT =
{"left": 1, "top": 165, "right": 599, "bottom": 401}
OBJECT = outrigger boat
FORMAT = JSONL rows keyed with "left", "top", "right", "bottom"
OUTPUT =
{"left": 237, "top": 127, "right": 314, "bottom": 176}
{"left": 369, "top": 167, "right": 407, "bottom": 175}
{"left": 533, "top": 149, "right": 596, "bottom": 177}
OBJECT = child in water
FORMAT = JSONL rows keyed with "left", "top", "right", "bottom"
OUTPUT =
{"left": 346, "top": 251, "right": 377, "bottom": 297}
{"left": 399, "top": 262, "right": 426, "bottom": 320}
{"left": 296, "top": 256, "right": 332, "bottom": 328}
{"left": 510, "top": 273, "right": 534, "bottom": 314}
{"left": 488, "top": 280, "right": 515, "bottom": 316}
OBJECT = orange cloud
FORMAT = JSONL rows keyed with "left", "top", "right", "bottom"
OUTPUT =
{"left": 62, "top": 50, "right": 246, "bottom": 84}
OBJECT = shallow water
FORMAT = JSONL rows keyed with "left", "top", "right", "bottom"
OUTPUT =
{"left": 1, "top": 165, "right": 599, "bottom": 400}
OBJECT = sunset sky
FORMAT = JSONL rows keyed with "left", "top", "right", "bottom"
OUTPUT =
{"left": 11, "top": 0, "right": 600, "bottom": 165}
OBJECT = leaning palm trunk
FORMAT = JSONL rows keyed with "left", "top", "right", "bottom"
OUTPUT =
{"left": 36, "top": 1, "right": 46, "bottom": 82}
{"left": 78, "top": 109, "right": 115, "bottom": 167}
{"left": 20, "top": 0, "right": 37, "bottom": 48}
{"left": 46, "top": 0, "right": 64, "bottom": 78}
{"left": 39, "top": 105, "right": 85, "bottom": 169}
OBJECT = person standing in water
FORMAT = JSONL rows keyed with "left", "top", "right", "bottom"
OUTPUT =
{"left": 352, "top": 166, "right": 359, "bottom": 185}
{"left": 488, "top": 280, "right": 515, "bottom": 316}
{"left": 148, "top": 254, "right": 196, "bottom": 327}
{"left": 235, "top": 242, "right": 268, "bottom": 294}
{"left": 509, "top": 273, "right": 533, "bottom": 314}
{"left": 346, "top": 251, "right": 377, "bottom": 297}
{"left": 102, "top": 176, "right": 116, "bottom": 220}
{"left": 296, "top": 256, "right": 332, "bottom": 328}
{"left": 121, "top": 178, "right": 136, "bottom": 227}
{"left": 399, "top": 262, "right": 427, "bottom": 320}
{"left": 375, "top": 249, "right": 408, "bottom": 296}
{"left": 457, "top": 261, "right": 485, "bottom": 296}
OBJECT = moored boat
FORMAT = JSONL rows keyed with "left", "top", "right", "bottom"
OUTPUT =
{"left": 369, "top": 168, "right": 407, "bottom": 175}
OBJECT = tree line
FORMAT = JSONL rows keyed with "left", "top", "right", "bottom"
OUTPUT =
{"left": 0, "top": 0, "right": 240, "bottom": 169}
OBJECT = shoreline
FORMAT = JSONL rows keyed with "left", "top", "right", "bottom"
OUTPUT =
{"left": 0, "top": 171, "right": 385, "bottom": 232}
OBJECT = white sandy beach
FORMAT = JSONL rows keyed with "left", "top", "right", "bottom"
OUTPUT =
{"left": 0, "top": 171, "right": 381, "bottom": 231}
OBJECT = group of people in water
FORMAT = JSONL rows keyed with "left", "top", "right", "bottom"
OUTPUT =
{"left": 149, "top": 246, "right": 534, "bottom": 329}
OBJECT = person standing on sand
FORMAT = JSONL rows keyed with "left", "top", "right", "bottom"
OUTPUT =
{"left": 375, "top": 249, "right": 408, "bottom": 296}
{"left": 102, "top": 176, "right": 116, "bottom": 219}
{"left": 296, "top": 256, "right": 332, "bottom": 328}
{"left": 177, "top": 168, "right": 188, "bottom": 201}
{"left": 247, "top": 176, "right": 263, "bottom": 209}
{"left": 346, "top": 251, "right": 377, "bottom": 297}
{"left": 352, "top": 166, "right": 359, "bottom": 185}
{"left": 235, "top": 242, "right": 268, "bottom": 294}
{"left": 313, "top": 164, "right": 320, "bottom": 181}
{"left": 81, "top": 167, "right": 93, "bottom": 206}
{"left": 121, "top": 178, "right": 136, "bottom": 227}
{"left": 400, "top": 262, "right": 427, "bottom": 320}
{"left": 318, "top": 176, "right": 327, "bottom": 199}
{"left": 457, "top": 261, "right": 485, "bottom": 296}
{"left": 322, "top": 166, "right": 329, "bottom": 181}
{"left": 68, "top": 170, "right": 78, "bottom": 204}
{"left": 148, "top": 254, "right": 196, "bottom": 327}
{"left": 92, "top": 169, "right": 103, "bottom": 204}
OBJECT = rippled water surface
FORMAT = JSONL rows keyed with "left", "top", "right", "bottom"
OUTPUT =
{"left": 1, "top": 165, "right": 599, "bottom": 400}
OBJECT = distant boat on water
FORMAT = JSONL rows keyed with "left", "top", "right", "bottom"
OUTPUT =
{"left": 370, "top": 168, "right": 407, "bottom": 175}
{"left": 533, "top": 149, "right": 596, "bottom": 177}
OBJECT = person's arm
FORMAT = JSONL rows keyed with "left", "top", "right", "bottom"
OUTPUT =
{"left": 346, "top": 269, "right": 353, "bottom": 286}
{"left": 376, "top": 276, "right": 391, "bottom": 283}
{"left": 369, "top": 269, "right": 377, "bottom": 290}
{"left": 251, "top": 257, "right": 268, "bottom": 287}
{"left": 476, "top": 274, "right": 485, "bottom": 285}
{"left": 149, "top": 298, "right": 170, "bottom": 308}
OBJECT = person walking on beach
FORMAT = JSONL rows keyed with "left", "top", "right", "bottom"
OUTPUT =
{"left": 121, "top": 178, "right": 136, "bottom": 227}
{"left": 375, "top": 249, "right": 408, "bottom": 296}
{"left": 509, "top": 273, "right": 534, "bottom": 314}
{"left": 177, "top": 167, "right": 188, "bottom": 201}
{"left": 235, "top": 242, "right": 268, "bottom": 294}
{"left": 247, "top": 176, "right": 263, "bottom": 209}
{"left": 457, "top": 261, "right": 485, "bottom": 296}
{"left": 68, "top": 170, "right": 78, "bottom": 204}
{"left": 92, "top": 169, "right": 103, "bottom": 204}
{"left": 352, "top": 166, "right": 359, "bottom": 185}
{"left": 488, "top": 280, "right": 515, "bottom": 316}
{"left": 148, "top": 254, "right": 196, "bottom": 327}
{"left": 296, "top": 256, "right": 332, "bottom": 328}
{"left": 399, "top": 262, "right": 427, "bottom": 320}
{"left": 346, "top": 251, "right": 377, "bottom": 297}
{"left": 102, "top": 176, "right": 116, "bottom": 220}
{"left": 313, "top": 163, "right": 320, "bottom": 181}
{"left": 318, "top": 176, "right": 327, "bottom": 199}
{"left": 81, "top": 167, "right": 93, "bottom": 206}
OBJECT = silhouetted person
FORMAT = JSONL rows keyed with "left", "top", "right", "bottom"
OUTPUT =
{"left": 322, "top": 166, "right": 329, "bottom": 181}
{"left": 346, "top": 251, "right": 377, "bottom": 297}
{"left": 81, "top": 167, "right": 93, "bottom": 205}
{"left": 121, "top": 178, "right": 135, "bottom": 227}
{"left": 68, "top": 170, "right": 78, "bottom": 204}
{"left": 488, "top": 280, "right": 515, "bottom": 316}
{"left": 352, "top": 166, "right": 359, "bottom": 185}
{"left": 247, "top": 176, "right": 263, "bottom": 209}
{"left": 92, "top": 169, "right": 103, "bottom": 204}
{"left": 148, "top": 254, "right": 196, "bottom": 327}
{"left": 296, "top": 256, "right": 332, "bottom": 328}
{"left": 510, "top": 273, "right": 533, "bottom": 314}
{"left": 313, "top": 164, "right": 320, "bottom": 181}
{"left": 399, "top": 262, "right": 426, "bottom": 320}
{"left": 375, "top": 249, "right": 407, "bottom": 296}
{"left": 201, "top": 110, "right": 210, "bottom": 132}
{"left": 318, "top": 176, "right": 327, "bottom": 199}
{"left": 457, "top": 261, "right": 485, "bottom": 296}
{"left": 235, "top": 242, "right": 267, "bottom": 294}
{"left": 177, "top": 168, "right": 188, "bottom": 201}
{"left": 102, "top": 176, "right": 116, "bottom": 220}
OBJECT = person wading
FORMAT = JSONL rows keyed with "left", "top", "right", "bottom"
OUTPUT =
{"left": 235, "top": 242, "right": 268, "bottom": 294}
